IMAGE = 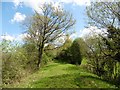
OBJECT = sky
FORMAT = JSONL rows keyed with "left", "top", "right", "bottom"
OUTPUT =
{"left": 0, "top": 0, "right": 108, "bottom": 42}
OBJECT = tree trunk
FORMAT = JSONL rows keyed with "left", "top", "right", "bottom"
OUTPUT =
{"left": 37, "top": 44, "right": 44, "bottom": 68}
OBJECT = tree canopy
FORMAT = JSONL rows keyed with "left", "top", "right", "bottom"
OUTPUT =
{"left": 23, "top": 3, "right": 76, "bottom": 68}
{"left": 86, "top": 2, "right": 120, "bottom": 28}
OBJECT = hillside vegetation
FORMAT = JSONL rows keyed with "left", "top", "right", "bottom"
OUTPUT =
{"left": 2, "top": 2, "right": 120, "bottom": 89}
{"left": 4, "top": 59, "right": 116, "bottom": 88}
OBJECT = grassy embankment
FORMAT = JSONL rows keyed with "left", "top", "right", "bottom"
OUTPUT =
{"left": 4, "top": 59, "right": 116, "bottom": 88}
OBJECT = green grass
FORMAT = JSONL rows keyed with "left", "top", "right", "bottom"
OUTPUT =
{"left": 4, "top": 60, "right": 116, "bottom": 88}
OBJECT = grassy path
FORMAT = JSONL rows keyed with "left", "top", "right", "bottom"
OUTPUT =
{"left": 5, "top": 61, "right": 116, "bottom": 88}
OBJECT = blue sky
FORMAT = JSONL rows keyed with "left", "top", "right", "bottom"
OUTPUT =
{"left": 1, "top": 0, "right": 97, "bottom": 41}
{"left": 2, "top": 2, "right": 34, "bottom": 35}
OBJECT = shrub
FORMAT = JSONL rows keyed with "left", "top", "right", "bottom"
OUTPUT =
{"left": 55, "top": 38, "right": 83, "bottom": 65}
{"left": 41, "top": 53, "right": 51, "bottom": 67}
{"left": 70, "top": 39, "right": 82, "bottom": 65}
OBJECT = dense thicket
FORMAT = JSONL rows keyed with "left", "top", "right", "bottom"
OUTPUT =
{"left": 86, "top": 2, "right": 120, "bottom": 87}
{"left": 2, "top": 40, "right": 27, "bottom": 84}
{"left": 2, "top": 40, "right": 51, "bottom": 85}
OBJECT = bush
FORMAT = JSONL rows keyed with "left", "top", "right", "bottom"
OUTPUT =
{"left": 55, "top": 38, "right": 83, "bottom": 65}
{"left": 41, "top": 53, "right": 51, "bottom": 67}
{"left": 55, "top": 47, "right": 72, "bottom": 63}
{"left": 70, "top": 39, "right": 82, "bottom": 65}
{"left": 84, "top": 35, "right": 120, "bottom": 87}
{"left": 2, "top": 50, "right": 27, "bottom": 84}
{"left": 2, "top": 41, "right": 37, "bottom": 85}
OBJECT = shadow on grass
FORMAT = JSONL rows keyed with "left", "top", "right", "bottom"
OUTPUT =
{"left": 30, "top": 73, "right": 80, "bottom": 88}
{"left": 30, "top": 73, "right": 116, "bottom": 88}
{"left": 74, "top": 75, "right": 116, "bottom": 88}
{"left": 53, "top": 59, "right": 69, "bottom": 64}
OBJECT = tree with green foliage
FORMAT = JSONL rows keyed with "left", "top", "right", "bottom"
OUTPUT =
{"left": 74, "top": 38, "right": 88, "bottom": 58}
{"left": 86, "top": 2, "right": 120, "bottom": 86}
{"left": 54, "top": 35, "right": 72, "bottom": 63}
{"left": 23, "top": 3, "right": 75, "bottom": 68}
{"left": 70, "top": 38, "right": 82, "bottom": 65}
{"left": 55, "top": 37, "right": 83, "bottom": 65}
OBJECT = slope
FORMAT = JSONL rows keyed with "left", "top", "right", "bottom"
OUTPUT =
{"left": 4, "top": 60, "right": 116, "bottom": 88}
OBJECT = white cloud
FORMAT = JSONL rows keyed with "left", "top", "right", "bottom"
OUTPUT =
{"left": 13, "top": 0, "right": 21, "bottom": 7}
{"left": 74, "top": 0, "right": 91, "bottom": 6}
{"left": 59, "top": 0, "right": 90, "bottom": 6}
{"left": 70, "top": 26, "right": 108, "bottom": 40}
{"left": 11, "top": 0, "right": 119, "bottom": 12}
{"left": 0, "top": 33, "right": 28, "bottom": 42}
{"left": 23, "top": 0, "right": 64, "bottom": 13}
{"left": 0, "top": 26, "right": 107, "bottom": 43}
{"left": 23, "top": 0, "right": 44, "bottom": 13}
{"left": 0, "top": 32, "right": 67, "bottom": 47}
{"left": 80, "top": 26, "right": 107, "bottom": 38}
{"left": 70, "top": 33, "right": 78, "bottom": 40}
{"left": 11, "top": 12, "right": 26, "bottom": 23}
{"left": 12, "top": 0, "right": 91, "bottom": 13}
{"left": 16, "top": 33, "right": 29, "bottom": 41}
{"left": 1, "top": 34, "right": 15, "bottom": 41}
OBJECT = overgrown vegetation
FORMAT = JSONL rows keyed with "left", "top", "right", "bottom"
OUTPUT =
{"left": 3, "top": 61, "right": 116, "bottom": 88}
{"left": 86, "top": 2, "right": 120, "bottom": 87}
{"left": 55, "top": 37, "right": 83, "bottom": 65}
{"left": 1, "top": 2, "right": 120, "bottom": 88}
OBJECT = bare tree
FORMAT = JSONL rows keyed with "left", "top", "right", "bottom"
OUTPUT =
{"left": 86, "top": 2, "right": 120, "bottom": 28}
{"left": 86, "top": 2, "right": 120, "bottom": 62}
{"left": 23, "top": 3, "right": 76, "bottom": 68}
